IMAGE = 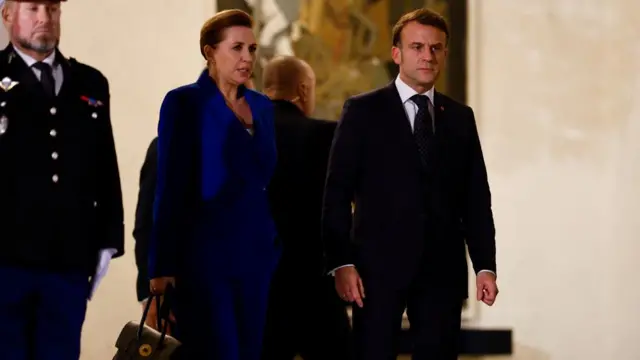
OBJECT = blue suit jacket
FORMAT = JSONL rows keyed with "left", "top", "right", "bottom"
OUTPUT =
{"left": 148, "top": 70, "right": 278, "bottom": 279}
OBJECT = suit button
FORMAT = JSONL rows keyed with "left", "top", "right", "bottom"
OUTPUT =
{"left": 49, "top": 129, "right": 57, "bottom": 137}
{"left": 51, "top": 152, "right": 58, "bottom": 160}
{"left": 52, "top": 174, "right": 59, "bottom": 183}
{"left": 91, "top": 112, "right": 98, "bottom": 119}
{"left": 93, "top": 201, "right": 97, "bottom": 207}
{"left": 50, "top": 107, "right": 57, "bottom": 115}
{"left": 1, "top": 101, "right": 6, "bottom": 107}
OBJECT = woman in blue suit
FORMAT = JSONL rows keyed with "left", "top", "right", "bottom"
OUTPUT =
{"left": 148, "top": 9, "right": 280, "bottom": 360}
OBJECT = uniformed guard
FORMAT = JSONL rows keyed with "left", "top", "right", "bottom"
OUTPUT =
{"left": 0, "top": 1, "right": 124, "bottom": 359}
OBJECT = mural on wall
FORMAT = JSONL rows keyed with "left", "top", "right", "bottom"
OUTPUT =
{"left": 217, "top": 0, "right": 467, "bottom": 120}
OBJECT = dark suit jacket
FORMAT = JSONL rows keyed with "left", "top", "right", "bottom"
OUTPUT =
{"left": 0, "top": 44, "right": 124, "bottom": 275}
{"left": 268, "top": 100, "right": 336, "bottom": 278}
{"left": 322, "top": 83, "right": 496, "bottom": 298}
{"left": 133, "top": 137, "right": 157, "bottom": 302}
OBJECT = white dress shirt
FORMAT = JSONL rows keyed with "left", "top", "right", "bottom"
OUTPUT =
{"left": 13, "top": 45, "right": 118, "bottom": 297}
{"left": 394, "top": 74, "right": 435, "bottom": 130}
{"left": 330, "top": 76, "right": 495, "bottom": 278}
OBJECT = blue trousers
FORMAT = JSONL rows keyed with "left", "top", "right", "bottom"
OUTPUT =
{"left": 173, "top": 269, "right": 274, "bottom": 360}
{"left": 0, "top": 266, "right": 89, "bottom": 360}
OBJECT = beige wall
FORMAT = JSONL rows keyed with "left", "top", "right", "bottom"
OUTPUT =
{"left": 465, "top": 0, "right": 640, "bottom": 359}
{"left": 46, "top": 0, "right": 639, "bottom": 359}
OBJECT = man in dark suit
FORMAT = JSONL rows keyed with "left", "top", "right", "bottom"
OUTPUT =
{"left": 261, "top": 55, "right": 352, "bottom": 360}
{"left": 0, "top": 1, "right": 124, "bottom": 359}
{"left": 132, "top": 137, "right": 158, "bottom": 320}
{"left": 322, "top": 8, "right": 499, "bottom": 360}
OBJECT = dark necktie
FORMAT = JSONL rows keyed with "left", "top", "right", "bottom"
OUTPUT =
{"left": 33, "top": 61, "right": 55, "bottom": 97}
{"left": 410, "top": 94, "right": 434, "bottom": 166}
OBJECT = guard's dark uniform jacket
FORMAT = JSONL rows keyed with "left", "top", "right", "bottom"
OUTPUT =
{"left": 0, "top": 44, "right": 124, "bottom": 275}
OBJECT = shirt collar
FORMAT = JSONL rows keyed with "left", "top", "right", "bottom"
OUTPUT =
{"left": 394, "top": 75, "right": 435, "bottom": 105}
{"left": 12, "top": 44, "right": 56, "bottom": 68}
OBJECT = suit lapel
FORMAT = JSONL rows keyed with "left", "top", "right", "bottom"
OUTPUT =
{"left": 382, "top": 82, "right": 415, "bottom": 142}
{"left": 381, "top": 82, "right": 425, "bottom": 172}
{"left": 433, "top": 91, "right": 448, "bottom": 128}
{"left": 197, "top": 69, "right": 236, "bottom": 128}
{"left": 197, "top": 70, "right": 268, "bottom": 183}
{"left": 244, "top": 89, "right": 263, "bottom": 137}
{"left": 430, "top": 90, "right": 458, "bottom": 174}
{"left": 55, "top": 49, "right": 74, "bottom": 99}
{"left": 197, "top": 70, "right": 256, "bottom": 136}
{"left": 432, "top": 91, "right": 453, "bottom": 147}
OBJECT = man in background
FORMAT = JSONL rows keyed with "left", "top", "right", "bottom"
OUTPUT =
{"left": 133, "top": 137, "right": 158, "bottom": 325}
{"left": 0, "top": 1, "right": 124, "bottom": 359}
{"left": 261, "top": 55, "right": 352, "bottom": 360}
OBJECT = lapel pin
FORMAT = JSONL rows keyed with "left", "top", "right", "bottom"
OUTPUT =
{"left": 7, "top": 52, "right": 15, "bottom": 64}
{"left": 0, "top": 77, "right": 18, "bottom": 92}
{"left": 440, "top": 106, "right": 444, "bottom": 111}
{"left": 80, "top": 95, "right": 103, "bottom": 107}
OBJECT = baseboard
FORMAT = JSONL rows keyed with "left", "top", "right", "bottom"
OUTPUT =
{"left": 398, "top": 328, "right": 513, "bottom": 355}
{"left": 346, "top": 307, "right": 512, "bottom": 355}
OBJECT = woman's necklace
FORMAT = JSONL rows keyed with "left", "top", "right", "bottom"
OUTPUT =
{"left": 223, "top": 97, "right": 254, "bottom": 134}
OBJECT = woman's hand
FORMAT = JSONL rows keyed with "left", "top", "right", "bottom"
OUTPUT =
{"left": 148, "top": 277, "right": 177, "bottom": 330}
{"left": 150, "top": 276, "right": 175, "bottom": 295}
{"left": 142, "top": 297, "right": 160, "bottom": 330}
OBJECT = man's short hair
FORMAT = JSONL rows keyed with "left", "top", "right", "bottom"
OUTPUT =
{"left": 262, "top": 55, "right": 310, "bottom": 97}
{"left": 391, "top": 8, "right": 449, "bottom": 47}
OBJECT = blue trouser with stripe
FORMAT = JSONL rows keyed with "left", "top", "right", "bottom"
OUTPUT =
{"left": 0, "top": 266, "right": 89, "bottom": 360}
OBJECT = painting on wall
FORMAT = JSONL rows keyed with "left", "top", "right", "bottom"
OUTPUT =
{"left": 216, "top": 0, "right": 468, "bottom": 121}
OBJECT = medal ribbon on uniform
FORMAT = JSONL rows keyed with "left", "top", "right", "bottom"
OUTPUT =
{"left": 80, "top": 95, "right": 103, "bottom": 107}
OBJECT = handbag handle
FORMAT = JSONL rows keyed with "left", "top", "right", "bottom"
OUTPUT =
{"left": 137, "top": 284, "right": 174, "bottom": 348}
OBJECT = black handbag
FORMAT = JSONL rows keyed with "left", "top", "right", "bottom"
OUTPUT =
{"left": 113, "top": 285, "right": 181, "bottom": 359}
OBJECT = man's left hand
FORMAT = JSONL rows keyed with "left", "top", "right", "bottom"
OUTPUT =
{"left": 476, "top": 271, "right": 499, "bottom": 306}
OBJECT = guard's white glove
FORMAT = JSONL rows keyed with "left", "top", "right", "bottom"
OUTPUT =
{"left": 88, "top": 248, "right": 117, "bottom": 300}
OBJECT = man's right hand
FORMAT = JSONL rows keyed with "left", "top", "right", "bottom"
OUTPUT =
{"left": 335, "top": 266, "right": 365, "bottom": 308}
